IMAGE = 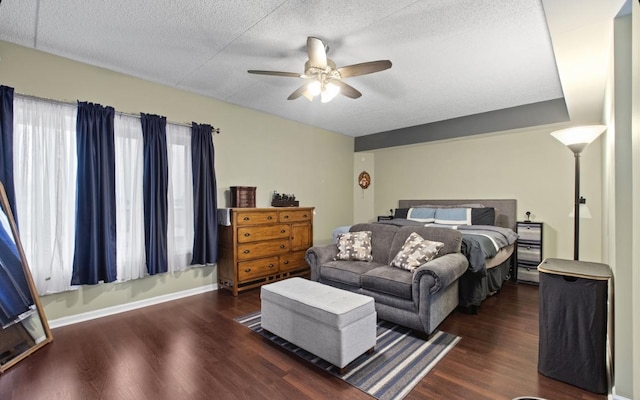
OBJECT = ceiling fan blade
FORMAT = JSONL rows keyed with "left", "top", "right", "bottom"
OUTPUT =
{"left": 331, "top": 80, "right": 362, "bottom": 99}
{"left": 307, "top": 37, "right": 327, "bottom": 69}
{"left": 248, "top": 70, "right": 302, "bottom": 78}
{"left": 337, "top": 60, "right": 392, "bottom": 78}
{"left": 287, "top": 84, "right": 309, "bottom": 100}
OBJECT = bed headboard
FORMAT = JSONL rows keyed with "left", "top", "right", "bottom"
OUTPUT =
{"left": 397, "top": 199, "right": 517, "bottom": 232}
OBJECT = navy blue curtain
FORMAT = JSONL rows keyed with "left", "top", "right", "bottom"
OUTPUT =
{"left": 0, "top": 85, "right": 18, "bottom": 226}
{"left": 191, "top": 123, "right": 218, "bottom": 264}
{"left": 0, "top": 212, "right": 33, "bottom": 327}
{"left": 72, "top": 102, "right": 117, "bottom": 285}
{"left": 0, "top": 86, "right": 32, "bottom": 327}
{"left": 141, "top": 113, "right": 168, "bottom": 275}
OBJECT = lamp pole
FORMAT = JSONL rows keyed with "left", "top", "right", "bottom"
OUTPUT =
{"left": 573, "top": 152, "right": 580, "bottom": 260}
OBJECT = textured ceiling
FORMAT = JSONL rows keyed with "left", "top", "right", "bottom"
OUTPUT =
{"left": 0, "top": 0, "right": 626, "bottom": 138}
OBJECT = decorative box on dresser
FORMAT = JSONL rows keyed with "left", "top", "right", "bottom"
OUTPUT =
{"left": 516, "top": 221, "right": 543, "bottom": 284}
{"left": 218, "top": 207, "right": 314, "bottom": 296}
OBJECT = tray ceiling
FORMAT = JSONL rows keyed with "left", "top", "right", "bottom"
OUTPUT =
{"left": 0, "top": 0, "right": 627, "bottom": 139}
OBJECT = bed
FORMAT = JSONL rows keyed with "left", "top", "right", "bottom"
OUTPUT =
{"left": 387, "top": 199, "right": 518, "bottom": 313}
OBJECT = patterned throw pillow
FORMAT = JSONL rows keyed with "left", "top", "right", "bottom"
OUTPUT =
{"left": 391, "top": 232, "right": 444, "bottom": 271}
{"left": 334, "top": 231, "right": 373, "bottom": 262}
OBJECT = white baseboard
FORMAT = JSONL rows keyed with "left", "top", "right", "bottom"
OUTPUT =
{"left": 613, "top": 394, "right": 631, "bottom": 400}
{"left": 49, "top": 284, "right": 218, "bottom": 329}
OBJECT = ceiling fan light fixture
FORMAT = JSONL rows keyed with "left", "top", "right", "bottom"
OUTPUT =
{"left": 248, "top": 37, "right": 391, "bottom": 102}
{"left": 321, "top": 82, "right": 340, "bottom": 103}
{"left": 302, "top": 90, "right": 314, "bottom": 101}
{"left": 307, "top": 80, "right": 321, "bottom": 96}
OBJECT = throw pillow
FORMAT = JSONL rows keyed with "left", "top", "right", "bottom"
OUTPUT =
{"left": 391, "top": 232, "right": 444, "bottom": 271}
{"left": 334, "top": 231, "right": 373, "bottom": 262}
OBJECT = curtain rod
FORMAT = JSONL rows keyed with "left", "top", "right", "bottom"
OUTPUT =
{"left": 14, "top": 92, "right": 221, "bottom": 134}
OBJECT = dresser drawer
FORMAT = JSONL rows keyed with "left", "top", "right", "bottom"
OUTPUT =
{"left": 237, "top": 224, "right": 290, "bottom": 243}
{"left": 518, "top": 223, "right": 542, "bottom": 242}
{"left": 279, "top": 209, "right": 313, "bottom": 223}
{"left": 237, "top": 239, "right": 290, "bottom": 260}
{"left": 235, "top": 211, "right": 278, "bottom": 226}
{"left": 279, "top": 250, "right": 307, "bottom": 272}
{"left": 238, "top": 257, "right": 279, "bottom": 281}
{"left": 518, "top": 244, "right": 542, "bottom": 263}
{"left": 518, "top": 264, "right": 540, "bottom": 283}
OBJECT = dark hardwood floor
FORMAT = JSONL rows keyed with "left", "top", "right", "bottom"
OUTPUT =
{"left": 0, "top": 281, "right": 605, "bottom": 400}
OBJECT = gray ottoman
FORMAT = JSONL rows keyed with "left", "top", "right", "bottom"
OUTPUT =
{"left": 261, "top": 277, "right": 376, "bottom": 371}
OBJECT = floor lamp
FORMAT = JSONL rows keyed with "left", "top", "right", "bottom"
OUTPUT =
{"left": 550, "top": 125, "right": 606, "bottom": 260}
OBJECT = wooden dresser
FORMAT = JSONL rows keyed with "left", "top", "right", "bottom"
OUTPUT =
{"left": 218, "top": 207, "right": 314, "bottom": 295}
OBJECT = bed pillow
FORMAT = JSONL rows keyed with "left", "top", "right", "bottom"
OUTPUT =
{"left": 334, "top": 231, "right": 373, "bottom": 262}
{"left": 390, "top": 232, "right": 444, "bottom": 271}
{"left": 395, "top": 204, "right": 483, "bottom": 218}
{"left": 434, "top": 208, "right": 472, "bottom": 225}
{"left": 394, "top": 208, "right": 410, "bottom": 218}
{"left": 406, "top": 207, "right": 437, "bottom": 223}
{"left": 471, "top": 207, "right": 496, "bottom": 225}
{"left": 396, "top": 205, "right": 496, "bottom": 225}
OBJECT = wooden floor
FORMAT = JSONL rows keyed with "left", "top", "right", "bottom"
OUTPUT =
{"left": 0, "top": 281, "right": 606, "bottom": 400}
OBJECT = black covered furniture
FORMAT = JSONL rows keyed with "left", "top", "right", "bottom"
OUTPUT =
{"left": 537, "top": 258, "right": 612, "bottom": 394}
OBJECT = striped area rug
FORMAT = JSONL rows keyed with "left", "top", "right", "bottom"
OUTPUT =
{"left": 235, "top": 311, "right": 460, "bottom": 400}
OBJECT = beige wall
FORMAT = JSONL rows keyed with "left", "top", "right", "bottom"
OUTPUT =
{"left": 353, "top": 152, "right": 375, "bottom": 224}
{"left": 364, "top": 127, "right": 603, "bottom": 262}
{"left": 0, "top": 40, "right": 354, "bottom": 320}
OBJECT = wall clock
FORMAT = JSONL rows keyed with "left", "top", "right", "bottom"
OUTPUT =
{"left": 358, "top": 171, "right": 371, "bottom": 189}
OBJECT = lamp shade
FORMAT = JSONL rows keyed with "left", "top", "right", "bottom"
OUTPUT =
{"left": 550, "top": 125, "right": 606, "bottom": 154}
{"left": 569, "top": 203, "right": 592, "bottom": 219}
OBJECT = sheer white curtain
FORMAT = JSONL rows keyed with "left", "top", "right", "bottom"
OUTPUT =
{"left": 114, "top": 114, "right": 146, "bottom": 282}
{"left": 12, "top": 96, "right": 77, "bottom": 295}
{"left": 166, "top": 123, "right": 194, "bottom": 272}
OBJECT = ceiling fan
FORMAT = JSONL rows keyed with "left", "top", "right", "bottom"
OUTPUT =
{"left": 248, "top": 37, "right": 392, "bottom": 103}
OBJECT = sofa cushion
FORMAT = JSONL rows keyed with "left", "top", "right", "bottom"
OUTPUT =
{"left": 390, "top": 232, "right": 444, "bottom": 271}
{"left": 334, "top": 231, "right": 373, "bottom": 261}
{"left": 390, "top": 226, "right": 462, "bottom": 258}
{"left": 320, "top": 260, "right": 385, "bottom": 287}
{"left": 350, "top": 223, "right": 399, "bottom": 263}
{"left": 361, "top": 266, "right": 413, "bottom": 300}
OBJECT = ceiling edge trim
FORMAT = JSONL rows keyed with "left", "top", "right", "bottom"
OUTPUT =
{"left": 354, "top": 97, "right": 569, "bottom": 152}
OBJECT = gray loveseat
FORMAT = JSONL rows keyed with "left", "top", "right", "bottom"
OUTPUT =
{"left": 304, "top": 223, "right": 468, "bottom": 335}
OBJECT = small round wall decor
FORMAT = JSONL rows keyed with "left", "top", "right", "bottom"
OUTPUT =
{"left": 358, "top": 171, "right": 371, "bottom": 189}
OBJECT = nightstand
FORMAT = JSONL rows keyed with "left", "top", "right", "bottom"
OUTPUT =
{"left": 516, "top": 221, "right": 543, "bottom": 284}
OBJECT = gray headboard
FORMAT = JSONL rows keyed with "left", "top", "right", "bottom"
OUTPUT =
{"left": 397, "top": 199, "right": 517, "bottom": 232}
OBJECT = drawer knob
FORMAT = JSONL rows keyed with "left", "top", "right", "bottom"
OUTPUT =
{"left": 267, "top": 216, "right": 273, "bottom": 220}
{"left": 280, "top": 245, "right": 286, "bottom": 249}
{"left": 243, "top": 217, "right": 250, "bottom": 221}
{"left": 303, "top": 214, "right": 308, "bottom": 218}
{"left": 244, "top": 268, "right": 251, "bottom": 273}
{"left": 283, "top": 260, "right": 289, "bottom": 265}
{"left": 283, "top": 215, "right": 289, "bottom": 219}
{"left": 243, "top": 250, "right": 250, "bottom": 254}
{"left": 244, "top": 233, "right": 250, "bottom": 237}
{"left": 280, "top": 229, "right": 286, "bottom": 233}
{"left": 268, "top": 264, "right": 275, "bottom": 268}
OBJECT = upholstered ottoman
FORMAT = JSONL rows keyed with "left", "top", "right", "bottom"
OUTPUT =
{"left": 261, "top": 277, "right": 376, "bottom": 371}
